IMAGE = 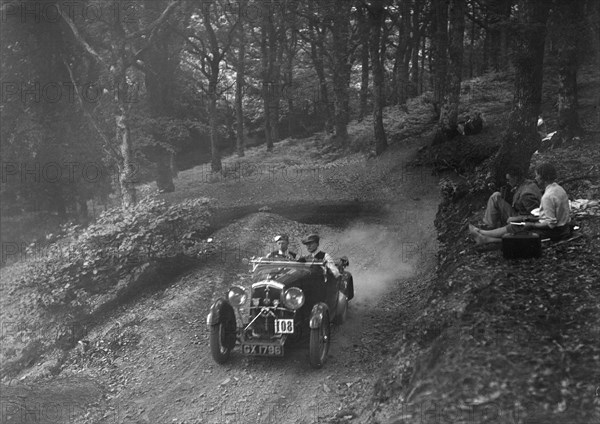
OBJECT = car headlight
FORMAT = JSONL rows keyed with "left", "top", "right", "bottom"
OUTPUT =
{"left": 228, "top": 286, "right": 247, "bottom": 307}
{"left": 283, "top": 287, "right": 305, "bottom": 310}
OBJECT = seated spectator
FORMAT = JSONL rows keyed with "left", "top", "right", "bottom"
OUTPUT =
{"left": 266, "top": 234, "right": 296, "bottom": 259}
{"left": 469, "top": 162, "right": 571, "bottom": 244}
{"left": 483, "top": 166, "right": 542, "bottom": 229}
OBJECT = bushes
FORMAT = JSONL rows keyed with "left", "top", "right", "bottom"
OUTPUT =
{"left": 20, "top": 196, "right": 212, "bottom": 310}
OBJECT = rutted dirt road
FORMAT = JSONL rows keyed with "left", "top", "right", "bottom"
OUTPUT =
{"left": 1, "top": 142, "right": 440, "bottom": 424}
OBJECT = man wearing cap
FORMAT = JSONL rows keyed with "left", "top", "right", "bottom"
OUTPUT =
{"left": 299, "top": 234, "right": 340, "bottom": 278}
{"left": 267, "top": 234, "right": 297, "bottom": 259}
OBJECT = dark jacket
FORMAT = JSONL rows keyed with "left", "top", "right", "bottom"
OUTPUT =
{"left": 512, "top": 179, "right": 542, "bottom": 215}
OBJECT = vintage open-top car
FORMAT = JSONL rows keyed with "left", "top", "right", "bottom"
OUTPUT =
{"left": 207, "top": 256, "right": 354, "bottom": 368}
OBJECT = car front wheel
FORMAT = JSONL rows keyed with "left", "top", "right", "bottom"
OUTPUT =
{"left": 210, "top": 321, "right": 233, "bottom": 364}
{"left": 309, "top": 312, "right": 330, "bottom": 368}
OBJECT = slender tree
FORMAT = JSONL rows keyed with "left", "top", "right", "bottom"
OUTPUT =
{"left": 553, "top": 0, "right": 584, "bottom": 145}
{"left": 357, "top": 4, "right": 371, "bottom": 119}
{"left": 235, "top": 0, "right": 247, "bottom": 157}
{"left": 435, "top": 0, "right": 465, "bottom": 142}
{"left": 330, "top": 0, "right": 352, "bottom": 142}
{"left": 368, "top": 0, "right": 388, "bottom": 154}
{"left": 260, "top": 0, "right": 277, "bottom": 151}
{"left": 431, "top": 0, "right": 449, "bottom": 114}
{"left": 389, "top": 1, "right": 412, "bottom": 105}
{"left": 408, "top": 0, "right": 426, "bottom": 98}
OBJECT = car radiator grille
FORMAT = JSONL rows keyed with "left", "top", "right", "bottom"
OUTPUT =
{"left": 247, "top": 285, "right": 285, "bottom": 340}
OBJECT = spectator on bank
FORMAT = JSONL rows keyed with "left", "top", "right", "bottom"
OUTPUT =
{"left": 483, "top": 166, "right": 542, "bottom": 229}
{"left": 469, "top": 162, "right": 571, "bottom": 243}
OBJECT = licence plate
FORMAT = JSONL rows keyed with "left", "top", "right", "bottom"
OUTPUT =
{"left": 241, "top": 344, "right": 283, "bottom": 356}
{"left": 274, "top": 319, "right": 294, "bottom": 334}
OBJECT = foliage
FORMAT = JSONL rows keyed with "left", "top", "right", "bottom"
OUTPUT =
{"left": 19, "top": 196, "right": 212, "bottom": 310}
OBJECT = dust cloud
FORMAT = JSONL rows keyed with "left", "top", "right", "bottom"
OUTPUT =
{"left": 320, "top": 206, "right": 437, "bottom": 302}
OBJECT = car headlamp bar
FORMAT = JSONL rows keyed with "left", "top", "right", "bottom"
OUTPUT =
{"left": 244, "top": 310, "right": 265, "bottom": 332}
{"left": 243, "top": 307, "right": 278, "bottom": 332}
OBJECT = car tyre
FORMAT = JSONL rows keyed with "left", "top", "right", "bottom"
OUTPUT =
{"left": 210, "top": 322, "right": 232, "bottom": 364}
{"left": 309, "top": 312, "right": 330, "bottom": 368}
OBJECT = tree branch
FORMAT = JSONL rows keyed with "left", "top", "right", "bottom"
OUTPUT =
{"left": 58, "top": 4, "right": 106, "bottom": 67}
{"left": 126, "top": 0, "right": 180, "bottom": 40}
{"left": 62, "top": 57, "right": 119, "bottom": 159}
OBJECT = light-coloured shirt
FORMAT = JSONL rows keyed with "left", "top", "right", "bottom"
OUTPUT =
{"left": 539, "top": 182, "right": 570, "bottom": 228}
{"left": 266, "top": 250, "right": 296, "bottom": 260}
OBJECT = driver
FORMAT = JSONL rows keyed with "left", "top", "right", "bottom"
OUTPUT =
{"left": 299, "top": 234, "right": 340, "bottom": 278}
{"left": 266, "top": 234, "right": 297, "bottom": 259}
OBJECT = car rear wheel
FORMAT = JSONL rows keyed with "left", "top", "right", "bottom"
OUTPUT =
{"left": 309, "top": 312, "right": 330, "bottom": 368}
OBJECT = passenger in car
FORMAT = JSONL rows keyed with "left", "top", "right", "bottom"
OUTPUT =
{"left": 298, "top": 234, "right": 340, "bottom": 278}
{"left": 267, "top": 234, "right": 297, "bottom": 259}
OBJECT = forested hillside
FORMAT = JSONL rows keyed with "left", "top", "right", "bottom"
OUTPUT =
{"left": 1, "top": 1, "right": 600, "bottom": 423}
{"left": 2, "top": 0, "right": 598, "bottom": 224}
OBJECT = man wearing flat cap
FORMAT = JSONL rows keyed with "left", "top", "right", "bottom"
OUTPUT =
{"left": 267, "top": 234, "right": 297, "bottom": 259}
{"left": 299, "top": 234, "right": 340, "bottom": 278}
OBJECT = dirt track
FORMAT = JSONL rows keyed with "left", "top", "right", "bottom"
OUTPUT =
{"left": 1, "top": 143, "right": 440, "bottom": 424}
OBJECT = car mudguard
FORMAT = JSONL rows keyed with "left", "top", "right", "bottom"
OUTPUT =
{"left": 206, "top": 298, "right": 234, "bottom": 327}
{"left": 309, "top": 302, "right": 330, "bottom": 329}
{"left": 341, "top": 271, "right": 354, "bottom": 300}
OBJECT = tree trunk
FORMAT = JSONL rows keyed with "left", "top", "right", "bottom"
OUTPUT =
{"left": 555, "top": 0, "right": 584, "bottom": 145}
{"left": 469, "top": 0, "right": 475, "bottom": 78}
{"left": 486, "top": 0, "right": 511, "bottom": 72}
{"left": 409, "top": 2, "right": 422, "bottom": 98}
{"left": 308, "top": 22, "right": 331, "bottom": 132}
{"left": 116, "top": 103, "right": 137, "bottom": 208}
{"left": 208, "top": 76, "right": 222, "bottom": 172}
{"left": 285, "top": 28, "right": 296, "bottom": 135}
{"left": 420, "top": 34, "right": 426, "bottom": 94}
{"left": 143, "top": 0, "right": 177, "bottom": 193}
{"left": 436, "top": 0, "right": 465, "bottom": 142}
{"left": 400, "top": 47, "right": 411, "bottom": 105}
{"left": 331, "top": 0, "right": 351, "bottom": 142}
{"left": 432, "top": 0, "right": 449, "bottom": 114}
{"left": 170, "top": 152, "right": 178, "bottom": 178}
{"left": 358, "top": 5, "right": 370, "bottom": 119}
{"left": 490, "top": 0, "right": 550, "bottom": 183}
{"left": 370, "top": 0, "right": 388, "bottom": 155}
{"left": 236, "top": 1, "right": 246, "bottom": 157}
{"left": 261, "top": 2, "right": 274, "bottom": 151}
{"left": 409, "top": 35, "right": 420, "bottom": 98}
{"left": 270, "top": 31, "right": 282, "bottom": 144}
{"left": 78, "top": 198, "right": 89, "bottom": 224}
{"left": 156, "top": 153, "right": 175, "bottom": 192}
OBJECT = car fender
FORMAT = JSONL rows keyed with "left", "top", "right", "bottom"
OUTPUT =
{"left": 341, "top": 271, "right": 354, "bottom": 300}
{"left": 337, "top": 291, "right": 348, "bottom": 311}
{"left": 309, "top": 302, "right": 329, "bottom": 329}
{"left": 206, "top": 298, "right": 234, "bottom": 327}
